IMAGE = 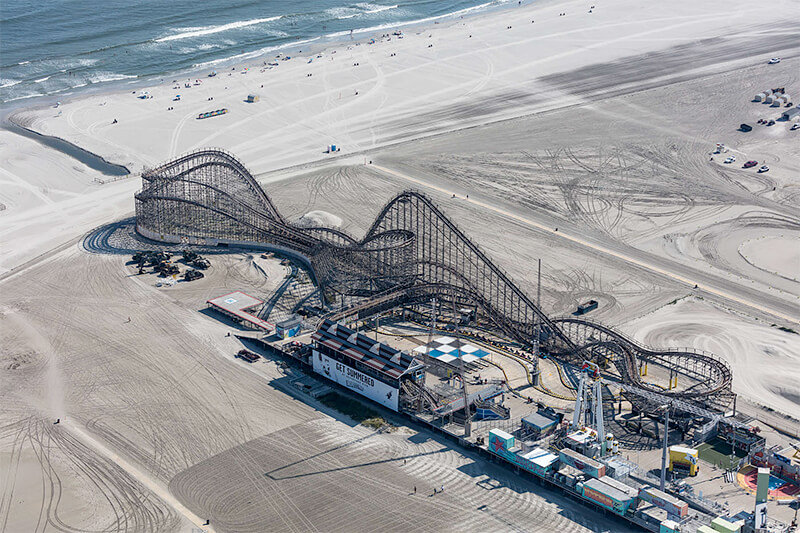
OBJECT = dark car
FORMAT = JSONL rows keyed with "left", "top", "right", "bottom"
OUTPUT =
{"left": 743, "top": 160, "right": 758, "bottom": 168}
{"left": 577, "top": 300, "right": 599, "bottom": 315}
{"left": 740, "top": 123, "right": 753, "bottom": 132}
{"left": 237, "top": 349, "right": 260, "bottom": 363}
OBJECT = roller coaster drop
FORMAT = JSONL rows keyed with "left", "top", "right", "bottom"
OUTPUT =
{"left": 135, "top": 149, "right": 735, "bottom": 414}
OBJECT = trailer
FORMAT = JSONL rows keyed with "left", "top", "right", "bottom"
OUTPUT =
{"left": 577, "top": 300, "right": 598, "bottom": 315}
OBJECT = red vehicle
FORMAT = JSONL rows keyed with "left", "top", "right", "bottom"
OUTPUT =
{"left": 743, "top": 160, "right": 758, "bottom": 168}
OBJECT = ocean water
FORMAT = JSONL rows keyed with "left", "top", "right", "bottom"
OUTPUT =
{"left": 0, "top": 0, "right": 512, "bottom": 105}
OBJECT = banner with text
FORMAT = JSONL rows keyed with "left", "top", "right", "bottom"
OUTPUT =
{"left": 312, "top": 350, "right": 399, "bottom": 411}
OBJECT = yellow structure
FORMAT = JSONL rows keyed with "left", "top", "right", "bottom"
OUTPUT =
{"left": 669, "top": 445, "right": 699, "bottom": 476}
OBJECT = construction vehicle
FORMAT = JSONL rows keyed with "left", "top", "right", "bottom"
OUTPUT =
{"left": 182, "top": 249, "right": 199, "bottom": 262}
{"left": 192, "top": 257, "right": 211, "bottom": 269}
{"left": 156, "top": 262, "right": 180, "bottom": 277}
{"left": 132, "top": 250, "right": 172, "bottom": 267}
{"left": 184, "top": 269, "right": 204, "bottom": 281}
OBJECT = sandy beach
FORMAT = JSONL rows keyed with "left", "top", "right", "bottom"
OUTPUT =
{"left": 2, "top": 0, "right": 800, "bottom": 530}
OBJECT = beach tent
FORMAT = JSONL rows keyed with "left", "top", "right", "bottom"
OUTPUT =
{"left": 246, "top": 94, "right": 259, "bottom": 103}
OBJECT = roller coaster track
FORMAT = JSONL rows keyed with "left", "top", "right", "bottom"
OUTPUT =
{"left": 550, "top": 317, "right": 733, "bottom": 401}
{"left": 134, "top": 149, "right": 736, "bottom": 414}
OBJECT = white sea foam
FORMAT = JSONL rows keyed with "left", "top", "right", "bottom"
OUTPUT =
{"left": 192, "top": 37, "right": 320, "bottom": 69}
{"left": 326, "top": 7, "right": 360, "bottom": 20}
{"left": 34, "top": 76, "right": 51, "bottom": 83}
{"left": 89, "top": 73, "right": 137, "bottom": 83}
{"left": 357, "top": 3, "right": 399, "bottom": 14}
{"left": 323, "top": 2, "right": 496, "bottom": 38}
{"left": 328, "top": 3, "right": 398, "bottom": 20}
{"left": 156, "top": 16, "right": 282, "bottom": 42}
{"left": 6, "top": 93, "right": 40, "bottom": 102}
{"left": 0, "top": 79, "right": 22, "bottom": 88}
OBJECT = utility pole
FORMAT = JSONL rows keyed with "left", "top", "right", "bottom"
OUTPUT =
{"left": 661, "top": 403, "right": 671, "bottom": 491}
{"left": 537, "top": 258, "right": 542, "bottom": 309}
{"left": 533, "top": 258, "right": 542, "bottom": 386}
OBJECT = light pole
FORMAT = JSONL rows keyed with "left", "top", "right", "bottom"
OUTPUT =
{"left": 453, "top": 299, "right": 470, "bottom": 437}
{"left": 660, "top": 403, "right": 671, "bottom": 492}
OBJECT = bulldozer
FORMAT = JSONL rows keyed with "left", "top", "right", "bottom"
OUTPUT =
{"left": 192, "top": 257, "right": 211, "bottom": 269}
{"left": 155, "top": 261, "right": 180, "bottom": 277}
{"left": 184, "top": 269, "right": 204, "bottom": 281}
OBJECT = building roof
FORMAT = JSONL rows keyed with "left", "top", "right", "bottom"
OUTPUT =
{"left": 583, "top": 477, "right": 635, "bottom": 503}
{"left": 490, "top": 428, "right": 514, "bottom": 440}
{"left": 639, "top": 486, "right": 686, "bottom": 508}
{"left": 567, "top": 429, "right": 596, "bottom": 444}
{"left": 276, "top": 315, "right": 303, "bottom": 329}
{"left": 598, "top": 475, "right": 639, "bottom": 498}
{"left": 206, "top": 291, "right": 273, "bottom": 331}
{"left": 520, "top": 447, "right": 559, "bottom": 467}
{"left": 311, "top": 318, "right": 422, "bottom": 380}
{"left": 669, "top": 445, "right": 697, "bottom": 455}
{"left": 560, "top": 447, "right": 605, "bottom": 470}
{"left": 522, "top": 411, "right": 558, "bottom": 430}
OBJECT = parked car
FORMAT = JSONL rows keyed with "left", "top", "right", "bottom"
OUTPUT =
{"left": 236, "top": 349, "right": 260, "bottom": 363}
{"left": 768, "top": 57, "right": 781, "bottom": 64}
{"left": 740, "top": 123, "right": 753, "bottom": 132}
{"left": 724, "top": 156, "right": 736, "bottom": 164}
{"left": 743, "top": 160, "right": 758, "bottom": 168}
{"left": 791, "top": 123, "right": 800, "bottom": 130}
{"left": 758, "top": 165, "right": 769, "bottom": 173}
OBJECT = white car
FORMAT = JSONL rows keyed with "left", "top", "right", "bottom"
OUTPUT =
{"left": 724, "top": 156, "right": 736, "bottom": 163}
{"left": 758, "top": 165, "right": 769, "bottom": 173}
{"left": 791, "top": 123, "right": 799, "bottom": 130}
{"left": 768, "top": 57, "right": 781, "bottom": 64}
